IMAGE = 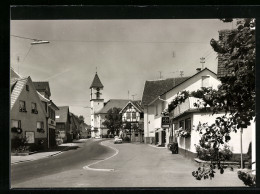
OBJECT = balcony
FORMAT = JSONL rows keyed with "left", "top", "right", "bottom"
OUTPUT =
{"left": 173, "top": 97, "right": 205, "bottom": 118}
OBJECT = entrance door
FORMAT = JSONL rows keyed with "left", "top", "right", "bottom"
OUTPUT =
{"left": 162, "top": 130, "right": 166, "bottom": 145}
{"left": 155, "top": 132, "right": 159, "bottom": 144}
{"left": 49, "top": 128, "right": 56, "bottom": 147}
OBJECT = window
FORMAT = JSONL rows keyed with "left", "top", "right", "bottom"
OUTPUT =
{"left": 202, "top": 76, "right": 210, "bottom": 88}
{"left": 135, "top": 134, "right": 138, "bottom": 137}
{"left": 26, "top": 85, "right": 29, "bottom": 91}
{"left": 19, "top": 101, "right": 26, "bottom": 112}
{"left": 31, "top": 102, "right": 38, "bottom": 114}
{"left": 37, "top": 121, "right": 44, "bottom": 129}
{"left": 126, "top": 112, "right": 131, "bottom": 120}
{"left": 179, "top": 120, "right": 184, "bottom": 129}
{"left": 185, "top": 118, "right": 191, "bottom": 131}
{"left": 11, "top": 120, "right": 21, "bottom": 128}
{"left": 132, "top": 112, "right": 136, "bottom": 119}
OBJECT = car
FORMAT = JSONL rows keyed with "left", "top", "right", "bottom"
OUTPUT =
{"left": 114, "top": 136, "right": 122, "bottom": 144}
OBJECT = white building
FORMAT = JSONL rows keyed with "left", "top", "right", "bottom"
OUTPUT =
{"left": 142, "top": 68, "right": 221, "bottom": 145}
{"left": 90, "top": 72, "right": 105, "bottom": 138}
{"left": 171, "top": 96, "right": 252, "bottom": 160}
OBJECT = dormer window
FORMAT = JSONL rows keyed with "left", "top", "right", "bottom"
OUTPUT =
{"left": 19, "top": 101, "right": 27, "bottom": 112}
{"left": 31, "top": 102, "right": 38, "bottom": 114}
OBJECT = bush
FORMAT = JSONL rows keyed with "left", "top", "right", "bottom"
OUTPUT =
{"left": 237, "top": 170, "right": 256, "bottom": 187}
{"left": 11, "top": 135, "right": 29, "bottom": 153}
{"left": 195, "top": 144, "right": 232, "bottom": 161}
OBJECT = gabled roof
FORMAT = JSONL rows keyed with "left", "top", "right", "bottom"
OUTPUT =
{"left": 10, "top": 76, "right": 48, "bottom": 117}
{"left": 161, "top": 68, "right": 217, "bottom": 97}
{"left": 33, "top": 81, "right": 51, "bottom": 97}
{"left": 119, "top": 100, "right": 143, "bottom": 114}
{"left": 37, "top": 91, "right": 50, "bottom": 102}
{"left": 141, "top": 77, "right": 190, "bottom": 106}
{"left": 10, "top": 77, "right": 28, "bottom": 109}
{"left": 96, "top": 99, "right": 130, "bottom": 114}
{"left": 90, "top": 73, "right": 104, "bottom": 89}
{"left": 56, "top": 106, "right": 70, "bottom": 123}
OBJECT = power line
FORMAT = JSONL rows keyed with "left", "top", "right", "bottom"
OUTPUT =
{"left": 11, "top": 34, "right": 39, "bottom": 41}
{"left": 11, "top": 35, "right": 209, "bottom": 44}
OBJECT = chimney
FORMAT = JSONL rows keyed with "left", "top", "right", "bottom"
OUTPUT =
{"left": 196, "top": 68, "right": 201, "bottom": 72}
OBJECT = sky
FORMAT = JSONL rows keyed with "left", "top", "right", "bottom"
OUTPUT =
{"left": 10, "top": 19, "right": 233, "bottom": 123}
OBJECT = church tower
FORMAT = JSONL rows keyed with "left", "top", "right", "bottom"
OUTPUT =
{"left": 90, "top": 72, "right": 104, "bottom": 137}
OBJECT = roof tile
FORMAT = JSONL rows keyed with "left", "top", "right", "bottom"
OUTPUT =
{"left": 90, "top": 73, "right": 104, "bottom": 89}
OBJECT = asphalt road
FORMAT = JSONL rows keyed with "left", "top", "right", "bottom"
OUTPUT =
{"left": 11, "top": 139, "right": 245, "bottom": 188}
{"left": 11, "top": 139, "right": 113, "bottom": 186}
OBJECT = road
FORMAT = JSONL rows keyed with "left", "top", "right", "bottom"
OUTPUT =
{"left": 11, "top": 139, "right": 245, "bottom": 188}
{"left": 11, "top": 139, "right": 113, "bottom": 186}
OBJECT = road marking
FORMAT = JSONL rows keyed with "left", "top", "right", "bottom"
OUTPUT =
{"left": 83, "top": 140, "right": 119, "bottom": 172}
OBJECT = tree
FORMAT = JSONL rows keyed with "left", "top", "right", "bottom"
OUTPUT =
{"left": 102, "top": 107, "right": 122, "bottom": 136}
{"left": 190, "top": 18, "right": 255, "bottom": 184}
{"left": 78, "top": 115, "right": 85, "bottom": 124}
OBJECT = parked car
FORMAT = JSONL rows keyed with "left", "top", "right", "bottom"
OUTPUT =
{"left": 114, "top": 136, "right": 122, "bottom": 144}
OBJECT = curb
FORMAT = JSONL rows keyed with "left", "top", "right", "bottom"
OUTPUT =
{"left": 11, "top": 142, "right": 81, "bottom": 165}
{"left": 148, "top": 144, "right": 167, "bottom": 149}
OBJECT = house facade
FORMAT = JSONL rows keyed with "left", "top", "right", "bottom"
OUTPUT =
{"left": 10, "top": 73, "right": 48, "bottom": 151}
{"left": 34, "top": 81, "right": 59, "bottom": 148}
{"left": 141, "top": 68, "right": 221, "bottom": 146}
{"left": 120, "top": 101, "right": 144, "bottom": 142}
{"left": 95, "top": 99, "right": 130, "bottom": 137}
{"left": 171, "top": 97, "right": 252, "bottom": 160}
{"left": 56, "top": 106, "right": 72, "bottom": 142}
{"left": 79, "top": 123, "right": 91, "bottom": 139}
{"left": 70, "top": 112, "right": 81, "bottom": 140}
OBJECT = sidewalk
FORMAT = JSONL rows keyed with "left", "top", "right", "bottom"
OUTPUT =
{"left": 11, "top": 139, "right": 88, "bottom": 165}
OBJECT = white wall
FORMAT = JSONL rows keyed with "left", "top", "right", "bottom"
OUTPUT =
{"left": 149, "top": 69, "right": 221, "bottom": 146}
{"left": 192, "top": 112, "right": 252, "bottom": 154}
{"left": 165, "top": 70, "right": 220, "bottom": 105}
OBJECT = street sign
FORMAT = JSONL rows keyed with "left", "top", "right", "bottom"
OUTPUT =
{"left": 161, "top": 116, "right": 170, "bottom": 128}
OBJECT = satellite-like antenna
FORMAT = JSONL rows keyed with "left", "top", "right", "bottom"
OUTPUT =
{"left": 180, "top": 70, "right": 184, "bottom": 77}
{"left": 200, "top": 57, "right": 205, "bottom": 69}
{"left": 132, "top": 94, "right": 136, "bottom": 101}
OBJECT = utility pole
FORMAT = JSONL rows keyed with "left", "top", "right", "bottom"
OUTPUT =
{"left": 158, "top": 71, "right": 162, "bottom": 79}
{"left": 128, "top": 90, "right": 130, "bottom": 100}
{"left": 200, "top": 57, "right": 205, "bottom": 69}
{"left": 17, "top": 56, "right": 20, "bottom": 74}
{"left": 240, "top": 128, "right": 243, "bottom": 169}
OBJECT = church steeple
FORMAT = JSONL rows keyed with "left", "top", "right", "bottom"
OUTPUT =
{"left": 90, "top": 72, "right": 104, "bottom": 100}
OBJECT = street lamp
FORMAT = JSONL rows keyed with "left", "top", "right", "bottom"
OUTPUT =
{"left": 31, "top": 40, "right": 50, "bottom": 45}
